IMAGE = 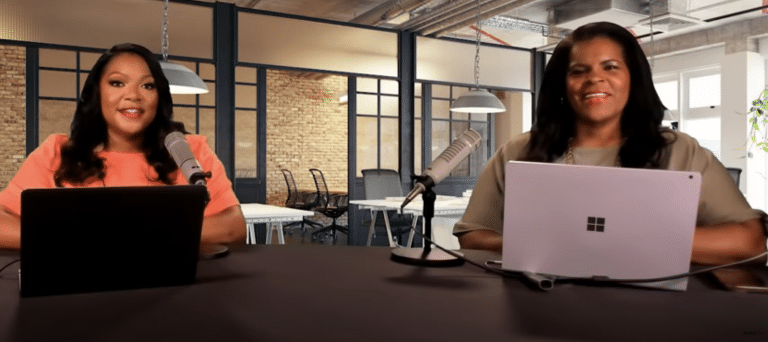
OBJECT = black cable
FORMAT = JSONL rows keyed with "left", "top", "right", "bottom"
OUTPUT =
{"left": 0, "top": 259, "right": 20, "bottom": 277}
{"left": 405, "top": 227, "right": 523, "bottom": 279}
{"left": 407, "top": 223, "right": 768, "bottom": 288}
{"left": 704, "top": 5, "right": 768, "bottom": 23}
{"left": 567, "top": 251, "right": 768, "bottom": 284}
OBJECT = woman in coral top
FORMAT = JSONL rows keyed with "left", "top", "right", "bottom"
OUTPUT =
{"left": 0, "top": 43, "right": 246, "bottom": 249}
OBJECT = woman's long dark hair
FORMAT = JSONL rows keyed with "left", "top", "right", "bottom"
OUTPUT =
{"left": 522, "top": 22, "right": 669, "bottom": 168}
{"left": 54, "top": 43, "right": 187, "bottom": 186}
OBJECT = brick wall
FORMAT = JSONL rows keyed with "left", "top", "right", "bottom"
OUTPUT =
{"left": 265, "top": 70, "right": 348, "bottom": 205}
{"left": 0, "top": 45, "right": 26, "bottom": 189}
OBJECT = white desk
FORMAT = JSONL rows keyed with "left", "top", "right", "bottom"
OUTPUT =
{"left": 350, "top": 195, "right": 469, "bottom": 248}
{"left": 240, "top": 203, "right": 316, "bottom": 245}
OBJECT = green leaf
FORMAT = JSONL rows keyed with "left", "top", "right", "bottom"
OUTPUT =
{"left": 753, "top": 123, "right": 760, "bottom": 130}
{"left": 752, "top": 136, "right": 757, "bottom": 142}
{"left": 762, "top": 146, "right": 768, "bottom": 152}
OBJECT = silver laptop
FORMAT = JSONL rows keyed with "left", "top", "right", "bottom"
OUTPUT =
{"left": 502, "top": 161, "right": 701, "bottom": 291}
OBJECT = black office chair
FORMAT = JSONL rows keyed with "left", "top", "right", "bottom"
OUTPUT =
{"left": 309, "top": 168, "right": 349, "bottom": 244}
{"left": 280, "top": 169, "right": 323, "bottom": 236}
{"left": 725, "top": 167, "right": 742, "bottom": 186}
{"left": 361, "top": 169, "right": 415, "bottom": 247}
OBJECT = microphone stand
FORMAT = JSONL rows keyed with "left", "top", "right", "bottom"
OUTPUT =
{"left": 391, "top": 175, "right": 464, "bottom": 266}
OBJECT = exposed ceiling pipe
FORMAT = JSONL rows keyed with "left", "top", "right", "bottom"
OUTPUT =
{"left": 349, "top": 0, "right": 435, "bottom": 26}
{"left": 395, "top": 0, "right": 477, "bottom": 31}
{"left": 470, "top": 25, "right": 511, "bottom": 46}
{"left": 422, "top": 0, "right": 541, "bottom": 37}
{"left": 405, "top": 0, "right": 484, "bottom": 32}
{"left": 236, "top": 0, "right": 262, "bottom": 9}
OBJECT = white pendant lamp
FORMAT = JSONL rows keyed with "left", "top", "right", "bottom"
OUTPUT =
{"left": 449, "top": 0, "right": 504, "bottom": 113}
{"left": 160, "top": 0, "right": 208, "bottom": 94}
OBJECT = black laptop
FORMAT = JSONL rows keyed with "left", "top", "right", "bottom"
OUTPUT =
{"left": 19, "top": 185, "right": 208, "bottom": 297}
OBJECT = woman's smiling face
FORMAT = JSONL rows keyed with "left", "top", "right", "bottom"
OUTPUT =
{"left": 99, "top": 52, "right": 158, "bottom": 146}
{"left": 565, "top": 37, "right": 631, "bottom": 128}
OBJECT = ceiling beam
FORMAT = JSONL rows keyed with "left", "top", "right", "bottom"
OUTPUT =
{"left": 641, "top": 14, "right": 768, "bottom": 57}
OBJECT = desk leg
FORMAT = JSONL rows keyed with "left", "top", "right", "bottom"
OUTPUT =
{"left": 247, "top": 223, "right": 256, "bottom": 245}
{"left": 366, "top": 210, "right": 378, "bottom": 246}
{"left": 265, "top": 223, "right": 273, "bottom": 245}
{"left": 407, "top": 215, "right": 418, "bottom": 247}
{"left": 383, "top": 212, "right": 395, "bottom": 247}
{"left": 276, "top": 222, "right": 285, "bottom": 244}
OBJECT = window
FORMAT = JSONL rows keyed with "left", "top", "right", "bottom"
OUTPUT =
{"left": 680, "top": 70, "right": 721, "bottom": 159}
{"left": 355, "top": 77, "right": 399, "bottom": 177}
{"left": 38, "top": 48, "right": 86, "bottom": 144}
{"left": 234, "top": 66, "right": 258, "bottom": 178}
{"left": 655, "top": 80, "right": 678, "bottom": 111}
{"left": 688, "top": 74, "right": 720, "bottom": 108}
{"left": 170, "top": 60, "right": 216, "bottom": 149}
{"left": 427, "top": 84, "right": 490, "bottom": 178}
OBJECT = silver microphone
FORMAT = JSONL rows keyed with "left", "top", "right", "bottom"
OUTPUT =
{"left": 164, "top": 131, "right": 210, "bottom": 186}
{"left": 401, "top": 128, "right": 483, "bottom": 209}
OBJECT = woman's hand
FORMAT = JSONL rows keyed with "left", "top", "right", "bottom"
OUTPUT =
{"left": 201, "top": 205, "right": 247, "bottom": 245}
{"left": 0, "top": 206, "right": 20, "bottom": 250}
{"left": 692, "top": 217, "right": 767, "bottom": 265}
{"left": 457, "top": 229, "right": 503, "bottom": 254}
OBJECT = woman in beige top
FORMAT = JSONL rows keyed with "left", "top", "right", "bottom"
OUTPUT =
{"left": 454, "top": 22, "right": 767, "bottom": 265}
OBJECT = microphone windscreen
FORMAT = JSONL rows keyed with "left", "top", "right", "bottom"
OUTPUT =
{"left": 424, "top": 129, "right": 482, "bottom": 184}
{"left": 164, "top": 131, "right": 203, "bottom": 183}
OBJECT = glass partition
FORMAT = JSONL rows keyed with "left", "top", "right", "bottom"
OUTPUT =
{"left": 1, "top": 0, "right": 212, "bottom": 59}
{"left": 239, "top": 12, "right": 397, "bottom": 77}
{"left": 416, "top": 36, "right": 532, "bottom": 91}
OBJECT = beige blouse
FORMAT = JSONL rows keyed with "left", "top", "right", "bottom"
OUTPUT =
{"left": 454, "top": 130, "right": 764, "bottom": 236}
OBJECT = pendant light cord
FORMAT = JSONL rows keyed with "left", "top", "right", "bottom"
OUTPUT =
{"left": 474, "top": 0, "right": 481, "bottom": 90}
{"left": 162, "top": 0, "right": 169, "bottom": 62}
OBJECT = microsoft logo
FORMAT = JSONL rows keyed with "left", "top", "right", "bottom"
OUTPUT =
{"left": 587, "top": 217, "right": 605, "bottom": 232}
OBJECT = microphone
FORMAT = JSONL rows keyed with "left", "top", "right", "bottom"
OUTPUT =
{"left": 164, "top": 131, "right": 227, "bottom": 259}
{"left": 164, "top": 131, "right": 211, "bottom": 186}
{"left": 401, "top": 128, "right": 482, "bottom": 209}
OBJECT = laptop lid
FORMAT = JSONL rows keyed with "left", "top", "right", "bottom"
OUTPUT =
{"left": 20, "top": 185, "right": 207, "bottom": 297}
{"left": 502, "top": 161, "right": 701, "bottom": 291}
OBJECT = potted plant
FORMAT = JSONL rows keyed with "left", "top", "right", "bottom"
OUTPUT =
{"left": 748, "top": 89, "right": 768, "bottom": 154}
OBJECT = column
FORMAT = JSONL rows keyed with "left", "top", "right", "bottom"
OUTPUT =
{"left": 721, "top": 50, "right": 766, "bottom": 210}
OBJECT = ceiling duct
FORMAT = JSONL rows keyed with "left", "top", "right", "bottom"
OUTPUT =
{"left": 481, "top": 16, "right": 549, "bottom": 35}
{"left": 551, "top": 0, "right": 649, "bottom": 30}
{"left": 637, "top": 0, "right": 704, "bottom": 32}
{"left": 349, "top": 0, "right": 434, "bottom": 26}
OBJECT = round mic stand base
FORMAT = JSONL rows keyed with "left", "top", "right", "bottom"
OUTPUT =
{"left": 391, "top": 180, "right": 464, "bottom": 267}
{"left": 199, "top": 244, "right": 230, "bottom": 260}
{"left": 391, "top": 247, "right": 464, "bottom": 267}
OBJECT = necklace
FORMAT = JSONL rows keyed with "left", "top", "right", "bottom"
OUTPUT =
{"left": 564, "top": 141, "right": 621, "bottom": 167}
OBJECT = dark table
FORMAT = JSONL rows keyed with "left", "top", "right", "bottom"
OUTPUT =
{"left": 0, "top": 245, "right": 766, "bottom": 342}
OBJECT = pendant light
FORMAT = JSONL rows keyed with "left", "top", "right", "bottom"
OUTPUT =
{"left": 449, "top": 0, "right": 505, "bottom": 113}
{"left": 160, "top": 0, "right": 208, "bottom": 94}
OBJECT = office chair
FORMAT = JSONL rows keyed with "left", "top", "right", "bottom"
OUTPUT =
{"left": 725, "top": 167, "right": 742, "bottom": 187}
{"left": 281, "top": 169, "right": 323, "bottom": 236}
{"left": 309, "top": 168, "right": 349, "bottom": 244}
{"left": 360, "top": 169, "right": 415, "bottom": 247}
